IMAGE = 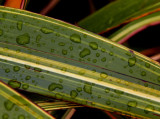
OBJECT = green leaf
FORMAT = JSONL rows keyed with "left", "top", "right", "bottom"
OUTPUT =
{"left": 78, "top": 0, "right": 160, "bottom": 33}
{"left": 0, "top": 81, "right": 54, "bottom": 119}
{"left": 0, "top": 6, "right": 160, "bottom": 118}
{"left": 110, "top": 11, "right": 160, "bottom": 43}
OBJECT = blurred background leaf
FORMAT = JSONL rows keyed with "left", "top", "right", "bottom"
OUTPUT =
{"left": 78, "top": 0, "right": 160, "bottom": 34}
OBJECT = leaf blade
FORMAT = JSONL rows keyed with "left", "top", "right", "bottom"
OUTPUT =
{"left": 0, "top": 6, "right": 160, "bottom": 118}
{"left": 78, "top": 0, "right": 160, "bottom": 33}
{"left": 0, "top": 81, "right": 55, "bottom": 119}
{"left": 110, "top": 11, "right": 160, "bottom": 43}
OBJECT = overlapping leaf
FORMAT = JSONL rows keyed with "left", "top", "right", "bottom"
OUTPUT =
{"left": 0, "top": 81, "right": 54, "bottom": 119}
{"left": 78, "top": 0, "right": 160, "bottom": 34}
{"left": 0, "top": 6, "right": 159, "bottom": 118}
{"left": 109, "top": 11, "right": 160, "bottom": 43}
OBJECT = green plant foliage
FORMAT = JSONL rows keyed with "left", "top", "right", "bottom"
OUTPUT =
{"left": 78, "top": 0, "right": 160, "bottom": 33}
{"left": 109, "top": 11, "right": 160, "bottom": 43}
{"left": 0, "top": 6, "right": 159, "bottom": 118}
{"left": 0, "top": 81, "right": 54, "bottom": 119}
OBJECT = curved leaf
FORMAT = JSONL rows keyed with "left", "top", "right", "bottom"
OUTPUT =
{"left": 0, "top": 81, "right": 54, "bottom": 119}
{"left": 78, "top": 0, "right": 160, "bottom": 34}
{"left": 110, "top": 11, "right": 160, "bottom": 43}
{"left": 0, "top": 6, "right": 159, "bottom": 118}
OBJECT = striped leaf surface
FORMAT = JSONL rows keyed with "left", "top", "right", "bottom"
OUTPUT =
{"left": 78, "top": 0, "right": 160, "bottom": 34}
{"left": 0, "top": 6, "right": 159, "bottom": 118}
{"left": 0, "top": 81, "right": 54, "bottom": 119}
{"left": 109, "top": 11, "right": 160, "bottom": 43}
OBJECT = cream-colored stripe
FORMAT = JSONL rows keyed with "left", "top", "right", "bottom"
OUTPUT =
{"left": 0, "top": 82, "right": 55, "bottom": 119}
{"left": 111, "top": 16, "right": 160, "bottom": 41}
{"left": 0, "top": 47, "right": 159, "bottom": 96}
{"left": 0, "top": 54, "right": 160, "bottom": 104}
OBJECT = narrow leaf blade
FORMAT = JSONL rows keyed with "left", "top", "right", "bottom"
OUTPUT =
{"left": 110, "top": 11, "right": 160, "bottom": 43}
{"left": 78, "top": 0, "right": 160, "bottom": 33}
{"left": 0, "top": 81, "right": 55, "bottom": 119}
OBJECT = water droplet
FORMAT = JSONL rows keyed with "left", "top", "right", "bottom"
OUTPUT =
{"left": 4, "top": 100, "right": 15, "bottom": 111}
{"left": 87, "top": 58, "right": 91, "bottom": 61}
{"left": 17, "top": 21, "right": 23, "bottom": 30}
{"left": 5, "top": 68, "right": 10, "bottom": 73}
{"left": 127, "top": 101, "right": 137, "bottom": 107}
{"left": 109, "top": 52, "right": 114, "bottom": 56}
{"left": 18, "top": 115, "right": 25, "bottom": 119}
{"left": 79, "top": 48, "right": 91, "bottom": 58}
{"left": 98, "top": 78, "right": 103, "bottom": 81}
{"left": 40, "top": 27, "right": 53, "bottom": 34}
{"left": 70, "top": 90, "right": 78, "bottom": 98}
{"left": 141, "top": 71, "right": 146, "bottom": 76}
{"left": 101, "top": 57, "right": 106, "bottom": 62}
{"left": 91, "top": 102, "right": 95, "bottom": 106}
{"left": 76, "top": 87, "right": 82, "bottom": 92}
{"left": 22, "top": 84, "right": 29, "bottom": 90}
{"left": 24, "top": 65, "right": 30, "bottom": 69}
{"left": 69, "top": 46, "right": 73, "bottom": 51}
{"left": 105, "top": 88, "right": 110, "bottom": 93}
{"left": 106, "top": 100, "right": 111, "bottom": 105}
{"left": 58, "top": 42, "right": 65, "bottom": 46}
{"left": 32, "top": 80, "right": 35, "bottom": 83}
{"left": 36, "top": 35, "right": 41, "bottom": 43}
{"left": 16, "top": 33, "right": 30, "bottom": 45}
{"left": 0, "top": 29, "right": 3, "bottom": 36}
{"left": 8, "top": 80, "right": 21, "bottom": 88}
{"left": 48, "top": 83, "right": 63, "bottom": 91}
{"left": 89, "top": 42, "right": 98, "bottom": 50}
{"left": 2, "top": 113, "right": 9, "bottom": 119}
{"left": 128, "top": 57, "right": 136, "bottom": 67}
{"left": 145, "top": 63, "right": 150, "bottom": 68}
{"left": 25, "top": 75, "right": 31, "bottom": 80}
{"left": 62, "top": 49, "right": 67, "bottom": 55}
{"left": 61, "top": 67, "right": 67, "bottom": 72}
{"left": 100, "top": 72, "right": 108, "bottom": 78}
{"left": 13, "top": 66, "right": 20, "bottom": 72}
{"left": 96, "top": 53, "right": 100, "bottom": 57}
{"left": 101, "top": 48, "right": 106, "bottom": 52}
{"left": 78, "top": 70, "right": 85, "bottom": 75}
{"left": 34, "top": 67, "right": 42, "bottom": 72}
{"left": 70, "top": 34, "right": 81, "bottom": 43}
{"left": 50, "top": 49, "right": 54, "bottom": 52}
{"left": 15, "top": 107, "right": 19, "bottom": 111}
{"left": 83, "top": 83, "right": 92, "bottom": 94}
{"left": 92, "top": 59, "right": 97, "bottom": 63}
{"left": 144, "top": 105, "right": 154, "bottom": 113}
